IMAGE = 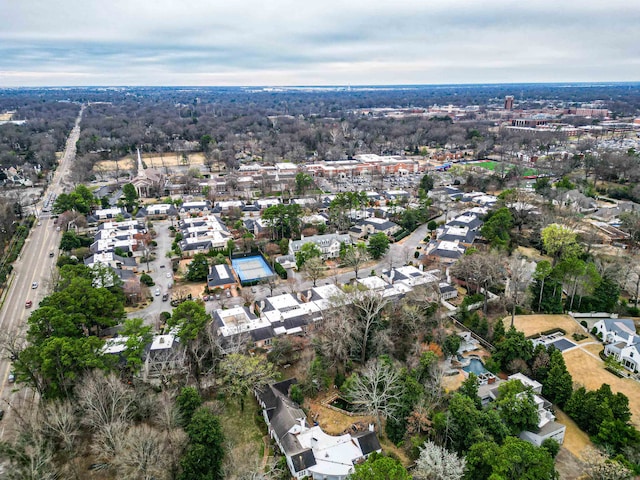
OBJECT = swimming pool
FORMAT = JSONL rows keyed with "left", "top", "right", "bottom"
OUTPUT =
{"left": 462, "top": 358, "right": 489, "bottom": 375}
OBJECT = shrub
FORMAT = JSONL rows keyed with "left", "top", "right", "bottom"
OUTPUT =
{"left": 591, "top": 326, "right": 598, "bottom": 335}
{"left": 274, "top": 262, "right": 287, "bottom": 279}
{"left": 580, "top": 320, "right": 588, "bottom": 328}
{"left": 290, "top": 384, "right": 304, "bottom": 405}
{"left": 541, "top": 438, "right": 560, "bottom": 458}
{"left": 414, "top": 251, "right": 420, "bottom": 259}
{"left": 140, "top": 273, "right": 155, "bottom": 286}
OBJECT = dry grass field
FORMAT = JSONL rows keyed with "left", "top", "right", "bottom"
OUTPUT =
{"left": 94, "top": 152, "right": 217, "bottom": 172}
{"left": 510, "top": 314, "right": 640, "bottom": 430}
{"left": 510, "top": 314, "right": 586, "bottom": 338}
{"left": 563, "top": 347, "right": 640, "bottom": 429}
{"left": 0, "top": 112, "right": 13, "bottom": 121}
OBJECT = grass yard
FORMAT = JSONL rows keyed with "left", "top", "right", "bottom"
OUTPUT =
{"left": 467, "top": 160, "right": 539, "bottom": 177}
{"left": 563, "top": 347, "right": 640, "bottom": 429}
{"left": 554, "top": 409, "right": 593, "bottom": 460}
{"left": 94, "top": 152, "right": 224, "bottom": 172}
{"left": 218, "top": 395, "right": 267, "bottom": 479}
{"left": 509, "top": 314, "right": 588, "bottom": 339}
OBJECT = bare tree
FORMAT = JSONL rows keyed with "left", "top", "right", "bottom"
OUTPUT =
{"left": 344, "top": 359, "right": 402, "bottom": 433}
{"left": 413, "top": 440, "right": 466, "bottom": 480}
{"left": 77, "top": 371, "right": 136, "bottom": 430}
{"left": 41, "top": 400, "right": 80, "bottom": 453}
{"left": 342, "top": 243, "right": 370, "bottom": 279}
{"left": 505, "top": 255, "right": 533, "bottom": 327}
{"left": 312, "top": 309, "right": 354, "bottom": 369}
{"left": 303, "top": 256, "right": 325, "bottom": 287}
{"left": 112, "top": 424, "right": 175, "bottom": 480}
{"left": 335, "top": 290, "right": 389, "bottom": 364}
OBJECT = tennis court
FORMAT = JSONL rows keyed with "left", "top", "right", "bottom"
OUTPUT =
{"left": 231, "top": 255, "right": 275, "bottom": 283}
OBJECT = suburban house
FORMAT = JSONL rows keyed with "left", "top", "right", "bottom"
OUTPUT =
{"left": 439, "top": 282, "right": 458, "bottom": 300}
{"left": 435, "top": 225, "right": 477, "bottom": 246}
{"left": 104, "top": 333, "right": 186, "bottom": 383}
{"left": 84, "top": 251, "right": 138, "bottom": 272}
{"left": 289, "top": 233, "right": 352, "bottom": 260}
{"left": 424, "top": 239, "right": 466, "bottom": 264}
{"left": 255, "top": 379, "right": 382, "bottom": 480}
{"left": 178, "top": 215, "right": 232, "bottom": 255}
{"left": 478, "top": 373, "right": 566, "bottom": 447}
{"left": 207, "top": 263, "right": 239, "bottom": 290}
{"left": 350, "top": 217, "right": 401, "bottom": 240}
{"left": 594, "top": 318, "right": 640, "bottom": 372}
{"left": 212, "top": 306, "right": 273, "bottom": 351}
{"left": 90, "top": 220, "right": 147, "bottom": 254}
{"left": 381, "top": 265, "right": 439, "bottom": 289}
{"left": 140, "top": 203, "right": 179, "bottom": 218}
{"left": 446, "top": 211, "right": 484, "bottom": 231}
{"left": 86, "top": 207, "right": 131, "bottom": 225}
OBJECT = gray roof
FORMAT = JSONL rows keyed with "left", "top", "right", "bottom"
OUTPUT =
{"left": 600, "top": 318, "right": 637, "bottom": 342}
{"left": 207, "top": 264, "right": 237, "bottom": 287}
{"left": 291, "top": 449, "right": 317, "bottom": 473}
{"left": 354, "top": 430, "right": 381, "bottom": 455}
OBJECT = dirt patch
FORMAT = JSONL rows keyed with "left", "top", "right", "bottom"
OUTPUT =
{"left": 0, "top": 113, "right": 13, "bottom": 121}
{"left": 95, "top": 152, "right": 212, "bottom": 172}
{"left": 515, "top": 246, "right": 552, "bottom": 263}
{"left": 510, "top": 314, "right": 585, "bottom": 338}
{"left": 442, "top": 371, "right": 465, "bottom": 393}
{"left": 306, "top": 391, "right": 376, "bottom": 436}
{"left": 555, "top": 446, "right": 588, "bottom": 480}
{"left": 564, "top": 347, "right": 640, "bottom": 429}
{"left": 554, "top": 409, "right": 593, "bottom": 460}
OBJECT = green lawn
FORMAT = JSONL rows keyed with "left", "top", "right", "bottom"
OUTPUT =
{"left": 467, "top": 160, "right": 539, "bottom": 177}
{"left": 218, "top": 394, "right": 268, "bottom": 477}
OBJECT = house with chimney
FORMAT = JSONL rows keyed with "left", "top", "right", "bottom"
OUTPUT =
{"left": 255, "top": 379, "right": 381, "bottom": 480}
{"left": 594, "top": 318, "right": 640, "bottom": 372}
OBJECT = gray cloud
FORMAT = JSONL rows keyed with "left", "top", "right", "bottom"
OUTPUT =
{"left": 0, "top": 0, "right": 638, "bottom": 86}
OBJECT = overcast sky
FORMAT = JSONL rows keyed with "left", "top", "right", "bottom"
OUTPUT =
{"left": 1, "top": 0, "right": 639, "bottom": 87}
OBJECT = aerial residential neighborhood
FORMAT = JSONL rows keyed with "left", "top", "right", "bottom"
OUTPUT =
{"left": 1, "top": 3, "right": 640, "bottom": 474}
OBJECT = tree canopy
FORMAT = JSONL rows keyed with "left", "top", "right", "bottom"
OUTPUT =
{"left": 367, "top": 232, "right": 390, "bottom": 260}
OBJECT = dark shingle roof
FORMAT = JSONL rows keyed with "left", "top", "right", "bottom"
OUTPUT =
{"left": 354, "top": 430, "right": 381, "bottom": 455}
{"left": 250, "top": 326, "right": 276, "bottom": 342}
{"left": 291, "top": 449, "right": 317, "bottom": 473}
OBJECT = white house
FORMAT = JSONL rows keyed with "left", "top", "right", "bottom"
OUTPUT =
{"left": 594, "top": 318, "right": 640, "bottom": 372}
{"left": 478, "top": 373, "right": 566, "bottom": 447}
{"left": 289, "top": 233, "right": 352, "bottom": 260}
{"left": 256, "top": 379, "right": 381, "bottom": 480}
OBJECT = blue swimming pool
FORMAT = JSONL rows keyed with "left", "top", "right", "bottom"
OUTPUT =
{"left": 462, "top": 358, "right": 489, "bottom": 375}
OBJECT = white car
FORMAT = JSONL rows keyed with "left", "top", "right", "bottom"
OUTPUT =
{"left": 154, "top": 288, "right": 161, "bottom": 296}
{"left": 31, "top": 282, "right": 38, "bottom": 289}
{"left": 166, "top": 272, "right": 172, "bottom": 278}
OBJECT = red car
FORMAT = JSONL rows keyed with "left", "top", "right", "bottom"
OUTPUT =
{"left": 25, "top": 300, "right": 32, "bottom": 308}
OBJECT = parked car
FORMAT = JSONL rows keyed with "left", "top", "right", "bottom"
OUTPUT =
{"left": 166, "top": 272, "right": 172, "bottom": 278}
{"left": 0, "top": 410, "right": 4, "bottom": 420}
{"left": 154, "top": 288, "right": 161, "bottom": 296}
{"left": 25, "top": 300, "right": 32, "bottom": 308}
{"left": 226, "top": 290, "right": 231, "bottom": 298}
{"left": 162, "top": 293, "right": 169, "bottom": 302}
{"left": 31, "top": 281, "right": 38, "bottom": 289}
{"left": 8, "top": 372, "right": 15, "bottom": 383}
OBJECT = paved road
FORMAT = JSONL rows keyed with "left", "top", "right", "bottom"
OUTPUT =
{"left": 0, "top": 106, "right": 84, "bottom": 432}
